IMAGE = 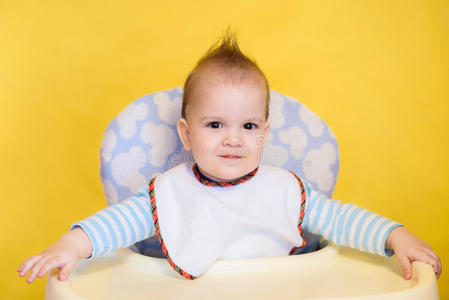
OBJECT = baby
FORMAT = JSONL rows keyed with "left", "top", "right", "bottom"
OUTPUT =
{"left": 19, "top": 32, "right": 442, "bottom": 282}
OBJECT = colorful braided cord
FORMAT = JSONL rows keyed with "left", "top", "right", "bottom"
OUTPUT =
{"left": 148, "top": 177, "right": 196, "bottom": 280}
{"left": 288, "top": 171, "right": 307, "bottom": 254}
{"left": 192, "top": 163, "right": 258, "bottom": 187}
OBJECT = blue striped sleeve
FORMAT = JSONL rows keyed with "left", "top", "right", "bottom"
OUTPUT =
{"left": 70, "top": 185, "right": 155, "bottom": 259}
{"left": 302, "top": 180, "right": 402, "bottom": 257}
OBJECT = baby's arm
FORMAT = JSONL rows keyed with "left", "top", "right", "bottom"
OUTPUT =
{"left": 301, "top": 181, "right": 441, "bottom": 279}
{"left": 18, "top": 186, "right": 155, "bottom": 283}
{"left": 71, "top": 186, "right": 155, "bottom": 258}
{"left": 301, "top": 181, "right": 400, "bottom": 257}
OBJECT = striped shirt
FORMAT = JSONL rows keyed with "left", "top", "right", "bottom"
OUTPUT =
{"left": 71, "top": 175, "right": 401, "bottom": 259}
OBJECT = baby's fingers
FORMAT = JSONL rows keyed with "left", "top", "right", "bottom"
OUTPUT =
{"left": 397, "top": 254, "right": 413, "bottom": 280}
{"left": 58, "top": 261, "right": 77, "bottom": 281}
{"left": 425, "top": 254, "right": 442, "bottom": 279}
{"left": 18, "top": 255, "right": 41, "bottom": 278}
{"left": 409, "top": 249, "right": 441, "bottom": 279}
{"left": 26, "top": 256, "right": 53, "bottom": 283}
{"left": 36, "top": 257, "right": 64, "bottom": 280}
{"left": 403, "top": 250, "right": 441, "bottom": 280}
{"left": 423, "top": 248, "right": 442, "bottom": 279}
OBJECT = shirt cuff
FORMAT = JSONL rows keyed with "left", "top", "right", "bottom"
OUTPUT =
{"left": 70, "top": 222, "right": 99, "bottom": 259}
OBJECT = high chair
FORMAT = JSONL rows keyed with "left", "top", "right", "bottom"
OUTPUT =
{"left": 45, "top": 87, "right": 438, "bottom": 299}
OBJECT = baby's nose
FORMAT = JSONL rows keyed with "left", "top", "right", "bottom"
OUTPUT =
{"left": 222, "top": 131, "right": 242, "bottom": 147}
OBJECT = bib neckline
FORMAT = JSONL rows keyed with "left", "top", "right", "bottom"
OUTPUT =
{"left": 192, "top": 163, "right": 258, "bottom": 187}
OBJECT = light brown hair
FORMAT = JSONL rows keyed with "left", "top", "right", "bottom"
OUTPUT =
{"left": 182, "top": 30, "right": 270, "bottom": 119}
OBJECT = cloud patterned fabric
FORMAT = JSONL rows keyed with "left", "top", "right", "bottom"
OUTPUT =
{"left": 100, "top": 87, "right": 340, "bottom": 256}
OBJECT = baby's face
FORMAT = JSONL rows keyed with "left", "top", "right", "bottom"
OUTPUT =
{"left": 177, "top": 74, "right": 269, "bottom": 181}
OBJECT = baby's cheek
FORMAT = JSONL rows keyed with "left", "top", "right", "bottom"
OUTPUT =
{"left": 247, "top": 147, "right": 264, "bottom": 165}
{"left": 193, "top": 150, "right": 218, "bottom": 169}
{"left": 250, "top": 132, "right": 268, "bottom": 150}
{"left": 191, "top": 138, "right": 214, "bottom": 155}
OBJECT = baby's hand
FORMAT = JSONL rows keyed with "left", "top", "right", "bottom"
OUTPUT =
{"left": 386, "top": 226, "right": 442, "bottom": 280}
{"left": 18, "top": 227, "right": 92, "bottom": 283}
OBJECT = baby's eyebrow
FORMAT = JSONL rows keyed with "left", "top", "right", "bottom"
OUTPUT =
{"left": 245, "top": 117, "right": 264, "bottom": 123}
{"left": 200, "top": 116, "right": 264, "bottom": 123}
{"left": 200, "top": 116, "right": 223, "bottom": 122}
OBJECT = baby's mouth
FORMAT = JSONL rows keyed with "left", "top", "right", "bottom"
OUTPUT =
{"left": 218, "top": 154, "right": 247, "bottom": 159}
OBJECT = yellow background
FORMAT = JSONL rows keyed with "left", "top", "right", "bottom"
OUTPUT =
{"left": 1, "top": 0, "right": 448, "bottom": 299}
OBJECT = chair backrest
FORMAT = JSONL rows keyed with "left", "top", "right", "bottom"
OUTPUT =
{"left": 100, "top": 87, "right": 340, "bottom": 206}
{"left": 99, "top": 87, "right": 340, "bottom": 256}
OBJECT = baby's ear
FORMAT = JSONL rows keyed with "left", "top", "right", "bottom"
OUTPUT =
{"left": 263, "top": 121, "right": 270, "bottom": 136}
{"left": 177, "top": 118, "right": 192, "bottom": 150}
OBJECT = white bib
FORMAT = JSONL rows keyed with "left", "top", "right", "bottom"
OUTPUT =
{"left": 151, "top": 163, "right": 305, "bottom": 277}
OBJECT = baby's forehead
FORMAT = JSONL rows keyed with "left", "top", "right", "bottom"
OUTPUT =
{"left": 189, "top": 79, "right": 267, "bottom": 119}
{"left": 184, "top": 66, "right": 269, "bottom": 120}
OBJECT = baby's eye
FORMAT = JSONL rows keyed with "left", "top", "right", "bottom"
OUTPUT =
{"left": 207, "top": 121, "right": 222, "bottom": 129}
{"left": 243, "top": 123, "right": 257, "bottom": 130}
